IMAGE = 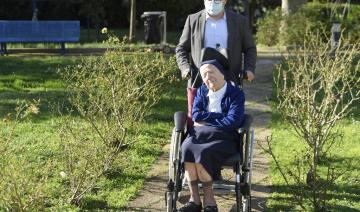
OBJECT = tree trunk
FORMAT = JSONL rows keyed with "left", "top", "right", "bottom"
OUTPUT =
{"left": 280, "top": 0, "right": 307, "bottom": 45}
{"left": 282, "top": 0, "right": 307, "bottom": 15}
{"left": 129, "top": 0, "right": 136, "bottom": 43}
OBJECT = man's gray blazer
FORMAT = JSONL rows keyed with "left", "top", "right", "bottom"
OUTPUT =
{"left": 175, "top": 9, "right": 257, "bottom": 86}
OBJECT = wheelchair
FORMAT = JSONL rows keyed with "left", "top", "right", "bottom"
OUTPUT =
{"left": 165, "top": 68, "right": 255, "bottom": 212}
{"left": 166, "top": 47, "right": 255, "bottom": 211}
{"left": 166, "top": 109, "right": 254, "bottom": 212}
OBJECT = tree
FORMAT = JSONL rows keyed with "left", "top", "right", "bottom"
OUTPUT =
{"left": 282, "top": 0, "right": 307, "bottom": 15}
{"left": 280, "top": 0, "right": 307, "bottom": 44}
{"left": 129, "top": 0, "right": 136, "bottom": 42}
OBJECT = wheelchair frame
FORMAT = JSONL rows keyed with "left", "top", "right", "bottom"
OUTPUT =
{"left": 166, "top": 111, "right": 255, "bottom": 212}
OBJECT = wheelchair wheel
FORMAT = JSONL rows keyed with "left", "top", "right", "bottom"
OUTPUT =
{"left": 236, "top": 188, "right": 242, "bottom": 212}
{"left": 236, "top": 129, "right": 254, "bottom": 212}
{"left": 235, "top": 163, "right": 251, "bottom": 212}
{"left": 236, "top": 178, "right": 251, "bottom": 212}
{"left": 237, "top": 171, "right": 251, "bottom": 212}
{"left": 242, "top": 169, "right": 252, "bottom": 212}
{"left": 242, "top": 194, "right": 251, "bottom": 212}
{"left": 166, "top": 128, "right": 183, "bottom": 212}
{"left": 243, "top": 129, "right": 255, "bottom": 212}
{"left": 241, "top": 129, "right": 254, "bottom": 212}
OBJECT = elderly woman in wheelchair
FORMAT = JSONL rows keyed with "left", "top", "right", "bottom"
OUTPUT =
{"left": 166, "top": 47, "right": 254, "bottom": 212}
{"left": 178, "top": 59, "right": 245, "bottom": 212}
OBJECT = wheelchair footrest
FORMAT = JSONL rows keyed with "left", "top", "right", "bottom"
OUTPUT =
{"left": 213, "top": 183, "right": 235, "bottom": 191}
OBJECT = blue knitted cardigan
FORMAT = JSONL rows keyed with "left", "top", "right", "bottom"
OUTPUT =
{"left": 192, "top": 82, "right": 245, "bottom": 131}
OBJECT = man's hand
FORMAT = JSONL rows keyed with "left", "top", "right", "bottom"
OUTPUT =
{"left": 246, "top": 70, "right": 255, "bottom": 82}
{"left": 181, "top": 68, "right": 191, "bottom": 80}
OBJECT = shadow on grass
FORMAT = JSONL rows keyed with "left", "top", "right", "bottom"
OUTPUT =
{"left": 80, "top": 171, "right": 146, "bottom": 210}
{"left": 318, "top": 155, "right": 360, "bottom": 171}
{"left": 144, "top": 81, "right": 187, "bottom": 127}
{"left": 0, "top": 56, "right": 76, "bottom": 79}
{"left": 80, "top": 197, "right": 108, "bottom": 210}
{"left": 0, "top": 56, "right": 78, "bottom": 120}
{"left": 267, "top": 183, "right": 360, "bottom": 211}
{"left": 0, "top": 56, "right": 186, "bottom": 124}
{"left": 0, "top": 89, "right": 78, "bottom": 121}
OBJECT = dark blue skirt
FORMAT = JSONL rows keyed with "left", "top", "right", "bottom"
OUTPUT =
{"left": 181, "top": 125, "right": 240, "bottom": 180}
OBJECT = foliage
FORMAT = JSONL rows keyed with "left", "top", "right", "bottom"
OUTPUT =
{"left": 0, "top": 0, "right": 202, "bottom": 30}
{"left": 0, "top": 101, "right": 53, "bottom": 211}
{"left": 280, "top": 8, "right": 327, "bottom": 46}
{"left": 262, "top": 33, "right": 360, "bottom": 210}
{"left": 256, "top": 3, "right": 360, "bottom": 46}
{"left": 296, "top": 2, "right": 360, "bottom": 44}
{"left": 255, "top": 8, "right": 282, "bottom": 46}
{"left": 77, "top": 0, "right": 105, "bottom": 25}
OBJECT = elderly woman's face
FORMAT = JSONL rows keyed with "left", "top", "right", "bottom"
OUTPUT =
{"left": 200, "top": 64, "right": 225, "bottom": 91}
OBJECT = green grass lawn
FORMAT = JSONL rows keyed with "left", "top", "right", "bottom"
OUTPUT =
{"left": 266, "top": 105, "right": 360, "bottom": 211}
{"left": 0, "top": 55, "right": 185, "bottom": 210}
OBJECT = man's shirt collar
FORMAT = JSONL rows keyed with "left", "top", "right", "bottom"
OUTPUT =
{"left": 205, "top": 11, "right": 227, "bottom": 21}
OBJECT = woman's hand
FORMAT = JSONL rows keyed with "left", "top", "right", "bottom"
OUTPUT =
{"left": 194, "top": 121, "right": 206, "bottom": 127}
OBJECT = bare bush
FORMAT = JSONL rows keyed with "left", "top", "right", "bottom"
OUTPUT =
{"left": 263, "top": 34, "right": 360, "bottom": 210}
{"left": 0, "top": 101, "right": 52, "bottom": 211}
{"left": 58, "top": 44, "right": 176, "bottom": 205}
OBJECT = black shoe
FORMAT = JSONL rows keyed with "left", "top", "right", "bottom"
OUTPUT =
{"left": 178, "top": 201, "right": 202, "bottom": 212}
{"left": 204, "top": 205, "right": 218, "bottom": 212}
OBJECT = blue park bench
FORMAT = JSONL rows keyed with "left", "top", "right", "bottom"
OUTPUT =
{"left": 0, "top": 21, "right": 80, "bottom": 55}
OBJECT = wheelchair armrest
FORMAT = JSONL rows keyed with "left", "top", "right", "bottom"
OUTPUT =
{"left": 174, "top": 111, "right": 187, "bottom": 132}
{"left": 237, "top": 114, "right": 253, "bottom": 134}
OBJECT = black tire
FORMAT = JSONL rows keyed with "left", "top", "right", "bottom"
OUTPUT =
{"left": 166, "top": 191, "right": 174, "bottom": 212}
{"left": 236, "top": 186, "right": 252, "bottom": 212}
{"left": 236, "top": 188, "right": 242, "bottom": 212}
{"left": 242, "top": 195, "right": 251, "bottom": 212}
{"left": 242, "top": 129, "right": 254, "bottom": 212}
{"left": 167, "top": 128, "right": 182, "bottom": 211}
{"left": 241, "top": 171, "right": 251, "bottom": 212}
{"left": 235, "top": 161, "right": 243, "bottom": 212}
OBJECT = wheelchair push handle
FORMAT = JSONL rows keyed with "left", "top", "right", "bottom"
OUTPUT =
{"left": 241, "top": 70, "right": 248, "bottom": 81}
{"left": 238, "top": 70, "right": 249, "bottom": 89}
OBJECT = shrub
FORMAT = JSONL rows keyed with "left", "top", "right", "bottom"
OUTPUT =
{"left": 1, "top": 33, "right": 177, "bottom": 209}
{"left": 256, "top": 3, "right": 360, "bottom": 46}
{"left": 58, "top": 38, "right": 177, "bottom": 205}
{"left": 263, "top": 33, "right": 360, "bottom": 210}
{"left": 0, "top": 101, "right": 52, "bottom": 211}
{"left": 256, "top": 8, "right": 282, "bottom": 46}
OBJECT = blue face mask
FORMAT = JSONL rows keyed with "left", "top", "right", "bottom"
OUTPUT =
{"left": 204, "top": 0, "right": 224, "bottom": 16}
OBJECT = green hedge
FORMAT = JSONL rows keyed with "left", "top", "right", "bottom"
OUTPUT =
{"left": 256, "top": 3, "right": 360, "bottom": 46}
{"left": 255, "top": 8, "right": 282, "bottom": 46}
